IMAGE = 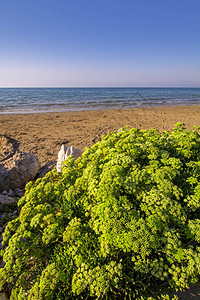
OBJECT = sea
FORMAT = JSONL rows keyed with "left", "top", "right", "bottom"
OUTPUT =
{"left": 0, "top": 87, "right": 200, "bottom": 114}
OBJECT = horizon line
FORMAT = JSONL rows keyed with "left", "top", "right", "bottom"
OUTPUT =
{"left": 0, "top": 86, "right": 200, "bottom": 89}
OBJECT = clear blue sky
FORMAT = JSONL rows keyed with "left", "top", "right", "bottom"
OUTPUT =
{"left": 0, "top": 0, "right": 199, "bottom": 87}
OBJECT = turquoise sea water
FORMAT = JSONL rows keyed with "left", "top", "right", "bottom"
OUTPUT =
{"left": 0, "top": 87, "right": 200, "bottom": 114}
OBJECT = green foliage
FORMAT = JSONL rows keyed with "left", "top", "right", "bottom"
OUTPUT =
{"left": 1, "top": 123, "right": 200, "bottom": 299}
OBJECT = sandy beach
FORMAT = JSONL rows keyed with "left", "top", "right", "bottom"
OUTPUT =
{"left": 1, "top": 105, "right": 200, "bottom": 299}
{"left": 0, "top": 105, "right": 200, "bottom": 166}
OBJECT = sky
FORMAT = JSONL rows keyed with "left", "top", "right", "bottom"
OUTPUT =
{"left": 0, "top": 0, "right": 199, "bottom": 87}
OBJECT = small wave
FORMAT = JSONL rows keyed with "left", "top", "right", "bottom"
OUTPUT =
{"left": 0, "top": 87, "right": 200, "bottom": 114}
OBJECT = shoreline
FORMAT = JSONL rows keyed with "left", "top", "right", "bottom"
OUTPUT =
{"left": 1, "top": 105, "right": 200, "bottom": 166}
{"left": 0, "top": 102, "right": 200, "bottom": 115}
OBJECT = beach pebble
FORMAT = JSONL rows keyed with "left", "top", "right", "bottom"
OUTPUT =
{"left": 0, "top": 214, "right": 6, "bottom": 221}
{"left": 14, "top": 188, "right": 24, "bottom": 198}
{"left": 0, "top": 195, "right": 16, "bottom": 205}
{"left": 0, "top": 293, "right": 8, "bottom": 300}
{"left": 7, "top": 190, "right": 14, "bottom": 197}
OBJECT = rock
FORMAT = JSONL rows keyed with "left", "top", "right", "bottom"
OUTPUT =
{"left": 0, "top": 151, "right": 41, "bottom": 191}
{"left": 7, "top": 190, "right": 14, "bottom": 197}
{"left": 16, "top": 191, "right": 24, "bottom": 198}
{"left": 20, "top": 165, "right": 26, "bottom": 173}
{"left": 0, "top": 195, "right": 16, "bottom": 205}
{"left": 1, "top": 191, "right": 7, "bottom": 195}
{"left": 37, "top": 160, "right": 56, "bottom": 178}
{"left": 0, "top": 293, "right": 8, "bottom": 300}
{"left": 56, "top": 145, "right": 82, "bottom": 172}
{"left": 0, "top": 262, "right": 5, "bottom": 269}
{"left": 0, "top": 214, "right": 6, "bottom": 220}
{"left": 14, "top": 188, "right": 24, "bottom": 198}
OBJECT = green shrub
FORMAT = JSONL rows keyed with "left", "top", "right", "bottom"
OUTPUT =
{"left": 1, "top": 123, "right": 200, "bottom": 299}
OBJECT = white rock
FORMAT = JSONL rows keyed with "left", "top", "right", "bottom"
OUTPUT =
{"left": 56, "top": 145, "right": 82, "bottom": 172}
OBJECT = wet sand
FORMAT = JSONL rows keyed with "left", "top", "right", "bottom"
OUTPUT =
{"left": 0, "top": 105, "right": 200, "bottom": 166}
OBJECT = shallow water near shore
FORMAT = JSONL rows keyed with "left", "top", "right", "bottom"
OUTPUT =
{"left": 0, "top": 87, "right": 200, "bottom": 114}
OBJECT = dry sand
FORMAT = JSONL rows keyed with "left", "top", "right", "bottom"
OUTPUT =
{"left": 0, "top": 105, "right": 200, "bottom": 166}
